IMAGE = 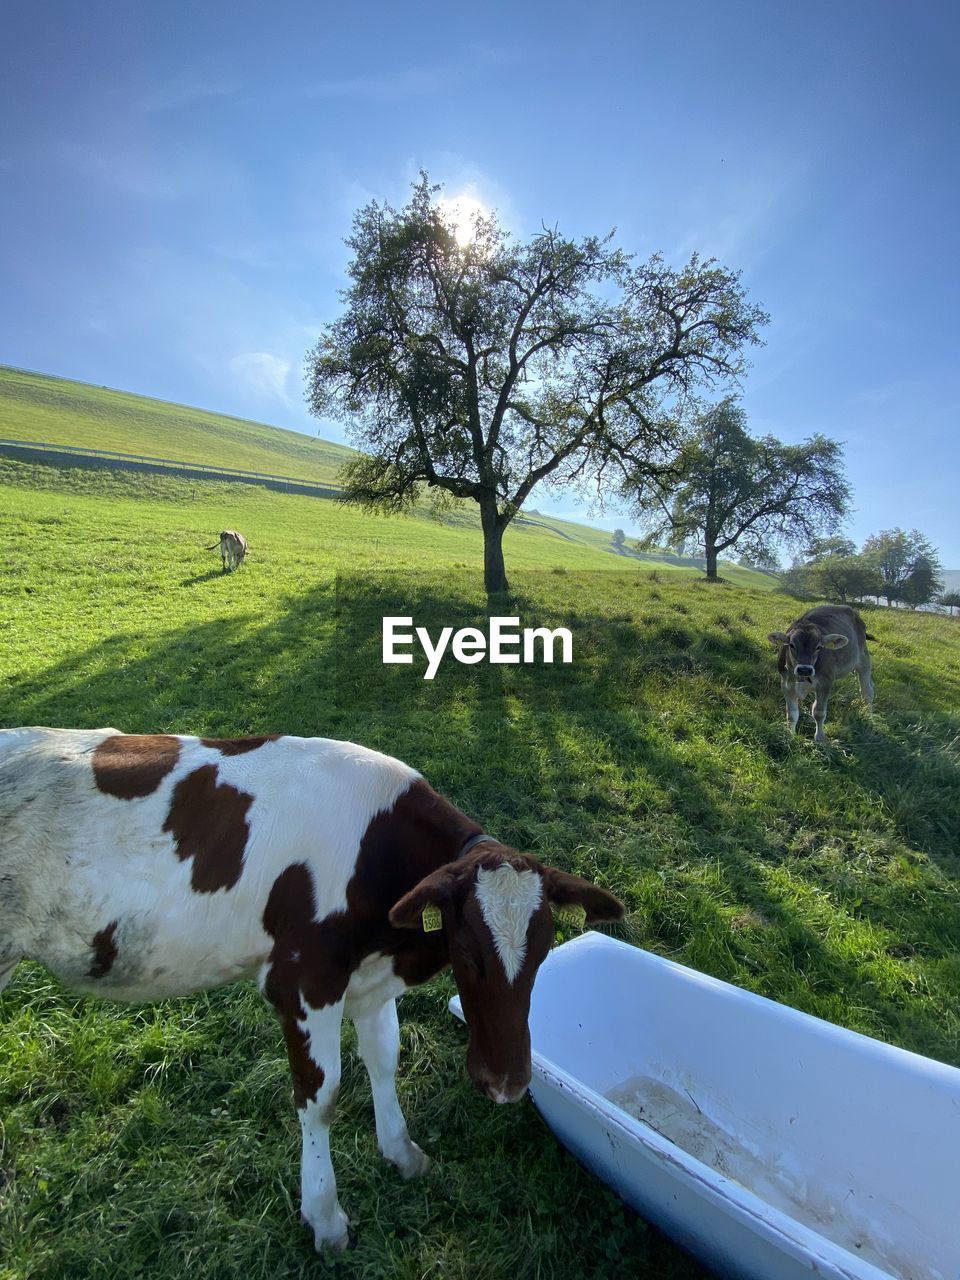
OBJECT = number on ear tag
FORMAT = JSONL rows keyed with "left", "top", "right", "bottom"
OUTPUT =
{"left": 555, "top": 904, "right": 587, "bottom": 929}
{"left": 421, "top": 905, "right": 443, "bottom": 933}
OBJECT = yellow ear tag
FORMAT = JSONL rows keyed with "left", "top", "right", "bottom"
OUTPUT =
{"left": 421, "top": 905, "right": 443, "bottom": 933}
{"left": 555, "top": 904, "right": 587, "bottom": 929}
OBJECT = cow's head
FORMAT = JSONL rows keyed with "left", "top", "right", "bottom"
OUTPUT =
{"left": 768, "top": 622, "right": 848, "bottom": 680}
{"left": 389, "top": 844, "right": 623, "bottom": 1103}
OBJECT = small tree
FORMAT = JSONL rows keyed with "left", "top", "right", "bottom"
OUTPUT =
{"left": 611, "top": 528, "right": 626, "bottom": 551}
{"left": 809, "top": 552, "right": 882, "bottom": 603}
{"left": 307, "top": 175, "right": 767, "bottom": 592}
{"left": 939, "top": 591, "right": 960, "bottom": 616}
{"left": 626, "top": 398, "right": 850, "bottom": 581}
{"left": 861, "top": 529, "right": 943, "bottom": 608}
{"left": 900, "top": 554, "right": 944, "bottom": 609}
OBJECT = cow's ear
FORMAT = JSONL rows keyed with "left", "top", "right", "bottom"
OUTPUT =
{"left": 389, "top": 867, "right": 456, "bottom": 929}
{"left": 822, "top": 633, "right": 849, "bottom": 650}
{"left": 540, "top": 867, "right": 625, "bottom": 924}
{"left": 767, "top": 631, "right": 791, "bottom": 645}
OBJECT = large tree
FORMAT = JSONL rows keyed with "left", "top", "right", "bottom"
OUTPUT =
{"left": 861, "top": 528, "right": 943, "bottom": 607}
{"left": 306, "top": 175, "right": 767, "bottom": 592}
{"left": 625, "top": 398, "right": 850, "bottom": 581}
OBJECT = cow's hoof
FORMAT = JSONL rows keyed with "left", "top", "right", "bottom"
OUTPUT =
{"left": 304, "top": 1206, "right": 351, "bottom": 1254}
{"left": 387, "top": 1140, "right": 432, "bottom": 1180}
{"left": 399, "top": 1141, "right": 432, "bottom": 1177}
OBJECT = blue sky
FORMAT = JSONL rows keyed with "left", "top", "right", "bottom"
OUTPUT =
{"left": 2, "top": 0, "right": 958, "bottom": 563}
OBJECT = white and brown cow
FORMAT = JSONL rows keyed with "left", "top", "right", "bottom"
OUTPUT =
{"left": 768, "top": 604, "right": 876, "bottom": 743}
{"left": 0, "top": 728, "right": 622, "bottom": 1252}
{"left": 207, "top": 530, "right": 247, "bottom": 572}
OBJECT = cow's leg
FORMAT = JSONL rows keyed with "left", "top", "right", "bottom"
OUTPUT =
{"left": 782, "top": 679, "right": 800, "bottom": 734}
{"left": 858, "top": 654, "right": 875, "bottom": 713}
{"left": 278, "top": 999, "right": 350, "bottom": 1253}
{"left": 0, "top": 959, "right": 19, "bottom": 995}
{"left": 812, "top": 689, "right": 830, "bottom": 744}
{"left": 353, "top": 998, "right": 431, "bottom": 1180}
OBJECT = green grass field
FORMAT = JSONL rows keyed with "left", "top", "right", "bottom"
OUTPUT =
{"left": 0, "top": 365, "right": 775, "bottom": 589}
{"left": 1, "top": 393, "right": 960, "bottom": 1279}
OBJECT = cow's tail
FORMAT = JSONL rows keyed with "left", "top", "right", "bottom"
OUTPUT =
{"left": 206, "top": 543, "right": 221, "bottom": 550}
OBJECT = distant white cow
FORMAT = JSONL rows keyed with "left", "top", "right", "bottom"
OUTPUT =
{"left": 207, "top": 530, "right": 247, "bottom": 572}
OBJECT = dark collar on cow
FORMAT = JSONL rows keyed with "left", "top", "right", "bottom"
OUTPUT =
{"left": 458, "top": 832, "right": 498, "bottom": 858}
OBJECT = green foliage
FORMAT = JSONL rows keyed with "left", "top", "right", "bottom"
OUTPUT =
{"left": 3, "top": 461, "right": 960, "bottom": 1278}
{"left": 862, "top": 528, "right": 944, "bottom": 608}
{"left": 808, "top": 553, "right": 882, "bottom": 604}
{"left": 307, "top": 173, "right": 768, "bottom": 590}
{"left": 626, "top": 398, "right": 850, "bottom": 580}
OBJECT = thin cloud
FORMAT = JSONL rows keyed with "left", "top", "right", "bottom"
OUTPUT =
{"left": 670, "top": 156, "right": 812, "bottom": 271}
{"left": 140, "top": 77, "right": 240, "bottom": 113}
{"left": 304, "top": 44, "right": 516, "bottom": 102}
{"left": 58, "top": 140, "right": 243, "bottom": 204}
{"left": 229, "top": 351, "right": 293, "bottom": 405}
{"left": 304, "top": 66, "right": 456, "bottom": 101}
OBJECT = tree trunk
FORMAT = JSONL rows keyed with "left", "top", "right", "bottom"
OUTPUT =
{"left": 480, "top": 496, "right": 509, "bottom": 595}
{"left": 705, "top": 544, "right": 719, "bottom": 581}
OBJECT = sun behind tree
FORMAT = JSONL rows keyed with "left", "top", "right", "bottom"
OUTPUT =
{"left": 435, "top": 192, "right": 490, "bottom": 246}
{"left": 306, "top": 174, "right": 768, "bottom": 593}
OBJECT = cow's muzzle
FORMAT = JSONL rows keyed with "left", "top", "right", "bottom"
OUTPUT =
{"left": 466, "top": 1042, "right": 531, "bottom": 1104}
{"left": 474, "top": 1072, "right": 530, "bottom": 1105}
{"left": 794, "top": 664, "right": 816, "bottom": 678}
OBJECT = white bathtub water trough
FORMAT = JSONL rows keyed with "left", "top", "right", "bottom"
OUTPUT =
{"left": 449, "top": 931, "right": 960, "bottom": 1280}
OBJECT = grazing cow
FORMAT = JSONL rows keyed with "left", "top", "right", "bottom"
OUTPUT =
{"left": 768, "top": 604, "right": 875, "bottom": 743}
{"left": 0, "top": 728, "right": 623, "bottom": 1252}
{"left": 207, "top": 530, "right": 247, "bottom": 572}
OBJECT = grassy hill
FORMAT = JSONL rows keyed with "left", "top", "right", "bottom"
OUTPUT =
{"left": 2, "top": 436, "right": 960, "bottom": 1278}
{"left": 0, "top": 365, "right": 774, "bottom": 588}
{"left": 0, "top": 365, "right": 353, "bottom": 484}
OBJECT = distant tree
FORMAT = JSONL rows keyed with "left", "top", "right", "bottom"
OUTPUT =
{"left": 611, "top": 528, "right": 626, "bottom": 551}
{"left": 806, "top": 536, "right": 857, "bottom": 560}
{"left": 809, "top": 552, "right": 882, "bottom": 604}
{"left": 306, "top": 174, "right": 768, "bottom": 592}
{"left": 861, "top": 528, "right": 943, "bottom": 608}
{"left": 626, "top": 398, "right": 850, "bottom": 581}
{"left": 939, "top": 591, "right": 960, "bottom": 616}
{"left": 900, "top": 554, "right": 944, "bottom": 609}
{"left": 778, "top": 558, "right": 817, "bottom": 600}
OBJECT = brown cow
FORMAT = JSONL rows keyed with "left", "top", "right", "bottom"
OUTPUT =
{"left": 0, "top": 728, "right": 623, "bottom": 1252}
{"left": 768, "top": 604, "right": 875, "bottom": 743}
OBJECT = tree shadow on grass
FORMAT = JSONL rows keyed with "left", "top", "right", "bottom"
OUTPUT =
{"left": 3, "top": 567, "right": 958, "bottom": 1066}
{"left": 3, "top": 568, "right": 960, "bottom": 1279}
{"left": 326, "top": 571, "right": 960, "bottom": 1058}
